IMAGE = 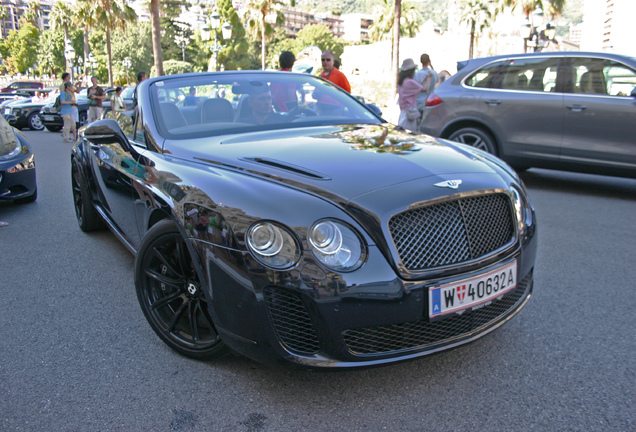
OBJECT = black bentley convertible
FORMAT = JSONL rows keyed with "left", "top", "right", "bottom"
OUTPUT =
{"left": 70, "top": 71, "right": 537, "bottom": 368}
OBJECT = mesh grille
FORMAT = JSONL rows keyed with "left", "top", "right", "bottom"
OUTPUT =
{"left": 342, "top": 272, "right": 532, "bottom": 355}
{"left": 389, "top": 194, "right": 515, "bottom": 270}
{"left": 264, "top": 287, "right": 320, "bottom": 354}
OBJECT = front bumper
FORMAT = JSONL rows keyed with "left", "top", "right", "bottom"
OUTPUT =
{"left": 0, "top": 153, "right": 36, "bottom": 201}
{"left": 197, "top": 232, "right": 536, "bottom": 368}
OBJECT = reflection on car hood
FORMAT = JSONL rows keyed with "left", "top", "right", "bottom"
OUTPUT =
{"left": 170, "top": 124, "right": 502, "bottom": 203}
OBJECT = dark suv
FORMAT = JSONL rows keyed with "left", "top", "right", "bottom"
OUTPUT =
{"left": 420, "top": 51, "right": 636, "bottom": 178}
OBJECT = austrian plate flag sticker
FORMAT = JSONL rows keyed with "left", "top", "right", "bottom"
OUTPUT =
{"left": 428, "top": 260, "right": 517, "bottom": 321}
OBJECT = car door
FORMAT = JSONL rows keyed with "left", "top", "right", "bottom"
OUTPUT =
{"left": 475, "top": 56, "right": 563, "bottom": 162}
{"left": 88, "top": 112, "right": 145, "bottom": 247}
{"left": 561, "top": 57, "right": 636, "bottom": 171}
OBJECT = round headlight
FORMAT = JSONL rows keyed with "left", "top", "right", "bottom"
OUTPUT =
{"left": 247, "top": 222, "right": 300, "bottom": 269}
{"left": 309, "top": 220, "right": 365, "bottom": 272}
{"left": 249, "top": 223, "right": 283, "bottom": 256}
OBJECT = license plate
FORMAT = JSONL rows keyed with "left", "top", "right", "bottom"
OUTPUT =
{"left": 43, "top": 115, "right": 55, "bottom": 121}
{"left": 429, "top": 260, "right": 517, "bottom": 320}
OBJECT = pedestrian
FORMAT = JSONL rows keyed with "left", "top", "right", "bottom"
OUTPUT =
{"left": 59, "top": 72, "right": 82, "bottom": 94}
{"left": 271, "top": 51, "right": 297, "bottom": 111}
{"left": 414, "top": 54, "right": 438, "bottom": 113}
{"left": 184, "top": 87, "right": 198, "bottom": 106}
{"left": 130, "top": 71, "right": 147, "bottom": 110}
{"left": 397, "top": 58, "right": 423, "bottom": 133}
{"left": 319, "top": 50, "right": 351, "bottom": 93}
{"left": 60, "top": 81, "right": 77, "bottom": 142}
{"left": 111, "top": 86, "right": 127, "bottom": 112}
{"left": 87, "top": 76, "right": 105, "bottom": 123}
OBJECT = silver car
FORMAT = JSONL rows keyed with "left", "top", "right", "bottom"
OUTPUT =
{"left": 420, "top": 51, "right": 636, "bottom": 178}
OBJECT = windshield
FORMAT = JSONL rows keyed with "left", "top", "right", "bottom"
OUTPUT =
{"left": 148, "top": 72, "right": 382, "bottom": 139}
{"left": 121, "top": 86, "right": 135, "bottom": 99}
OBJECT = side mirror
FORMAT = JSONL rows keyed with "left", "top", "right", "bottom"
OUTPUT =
{"left": 84, "top": 118, "right": 130, "bottom": 148}
{"left": 631, "top": 87, "right": 636, "bottom": 98}
{"left": 3, "top": 114, "right": 18, "bottom": 126}
{"left": 366, "top": 103, "right": 383, "bottom": 117}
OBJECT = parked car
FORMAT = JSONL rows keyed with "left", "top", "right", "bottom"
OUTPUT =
{"left": 41, "top": 89, "right": 115, "bottom": 131}
{"left": 0, "top": 80, "right": 44, "bottom": 93}
{"left": 41, "top": 94, "right": 89, "bottom": 132}
{"left": 0, "top": 114, "right": 37, "bottom": 203}
{"left": 1, "top": 94, "right": 52, "bottom": 130}
{"left": 71, "top": 71, "right": 536, "bottom": 368}
{"left": 420, "top": 51, "right": 636, "bottom": 178}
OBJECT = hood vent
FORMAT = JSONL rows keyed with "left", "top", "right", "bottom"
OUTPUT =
{"left": 241, "top": 157, "right": 331, "bottom": 180}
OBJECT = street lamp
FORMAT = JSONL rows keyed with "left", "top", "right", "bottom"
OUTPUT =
{"left": 203, "top": 8, "right": 232, "bottom": 71}
{"left": 64, "top": 41, "right": 76, "bottom": 79}
{"left": 122, "top": 57, "right": 132, "bottom": 85}
{"left": 88, "top": 53, "right": 98, "bottom": 77}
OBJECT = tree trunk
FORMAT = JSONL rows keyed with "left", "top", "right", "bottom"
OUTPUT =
{"left": 392, "top": 0, "right": 402, "bottom": 95}
{"left": 150, "top": 0, "right": 164, "bottom": 76}
{"left": 106, "top": 27, "right": 113, "bottom": 87}
{"left": 261, "top": 16, "right": 266, "bottom": 71}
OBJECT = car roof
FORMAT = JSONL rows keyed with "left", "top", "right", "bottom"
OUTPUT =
{"left": 457, "top": 51, "right": 636, "bottom": 71}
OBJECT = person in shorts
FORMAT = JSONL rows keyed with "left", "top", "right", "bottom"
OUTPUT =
{"left": 87, "top": 76, "right": 105, "bottom": 123}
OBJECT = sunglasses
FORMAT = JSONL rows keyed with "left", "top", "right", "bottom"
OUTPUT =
{"left": 321, "top": 58, "right": 332, "bottom": 62}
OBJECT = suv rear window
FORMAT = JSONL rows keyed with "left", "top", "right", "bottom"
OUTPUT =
{"left": 465, "top": 57, "right": 559, "bottom": 92}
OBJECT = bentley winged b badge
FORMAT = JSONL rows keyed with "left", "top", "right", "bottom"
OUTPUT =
{"left": 434, "top": 179, "right": 463, "bottom": 189}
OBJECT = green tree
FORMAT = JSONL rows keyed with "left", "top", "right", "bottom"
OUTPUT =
{"left": 243, "top": 0, "right": 295, "bottom": 70}
{"left": 77, "top": 0, "right": 137, "bottom": 86}
{"left": 460, "top": 0, "right": 493, "bottom": 59}
{"left": 1, "top": 24, "right": 40, "bottom": 74}
{"left": 0, "top": 6, "right": 9, "bottom": 37}
{"left": 295, "top": 24, "right": 347, "bottom": 60}
{"left": 49, "top": 1, "right": 75, "bottom": 73}
{"left": 110, "top": 21, "right": 153, "bottom": 83}
{"left": 37, "top": 29, "right": 65, "bottom": 76}
{"left": 216, "top": 0, "right": 250, "bottom": 70}
{"left": 369, "top": 0, "right": 421, "bottom": 42}
{"left": 21, "top": 1, "right": 42, "bottom": 29}
{"left": 498, "top": 0, "right": 566, "bottom": 17}
{"left": 156, "top": 59, "right": 194, "bottom": 76}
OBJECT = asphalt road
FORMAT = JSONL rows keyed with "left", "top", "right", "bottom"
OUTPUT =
{"left": 1, "top": 130, "right": 634, "bottom": 432}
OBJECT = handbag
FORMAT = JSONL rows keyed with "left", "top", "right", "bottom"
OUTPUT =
{"left": 406, "top": 106, "right": 420, "bottom": 120}
{"left": 88, "top": 97, "right": 98, "bottom": 106}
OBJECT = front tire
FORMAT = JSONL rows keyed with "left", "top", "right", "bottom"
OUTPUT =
{"left": 135, "top": 220, "right": 229, "bottom": 360}
{"left": 71, "top": 160, "right": 104, "bottom": 231}
{"left": 448, "top": 127, "right": 497, "bottom": 154}
{"left": 27, "top": 112, "right": 44, "bottom": 131}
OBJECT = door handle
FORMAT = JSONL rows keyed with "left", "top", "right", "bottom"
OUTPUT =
{"left": 566, "top": 104, "right": 587, "bottom": 112}
{"left": 483, "top": 99, "right": 502, "bottom": 106}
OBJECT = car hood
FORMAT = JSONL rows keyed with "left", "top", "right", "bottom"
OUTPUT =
{"left": 168, "top": 124, "right": 509, "bottom": 204}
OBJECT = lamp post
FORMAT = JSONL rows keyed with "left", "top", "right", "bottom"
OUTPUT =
{"left": 64, "top": 41, "right": 76, "bottom": 80}
{"left": 88, "top": 53, "right": 97, "bottom": 79}
{"left": 122, "top": 57, "right": 132, "bottom": 85}
{"left": 203, "top": 8, "right": 232, "bottom": 71}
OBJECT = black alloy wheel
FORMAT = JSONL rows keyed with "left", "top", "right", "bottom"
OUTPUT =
{"left": 135, "top": 220, "right": 229, "bottom": 360}
{"left": 448, "top": 127, "right": 497, "bottom": 154}
{"left": 71, "top": 160, "right": 104, "bottom": 231}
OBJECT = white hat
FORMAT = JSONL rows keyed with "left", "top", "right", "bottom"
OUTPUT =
{"left": 400, "top": 58, "right": 417, "bottom": 71}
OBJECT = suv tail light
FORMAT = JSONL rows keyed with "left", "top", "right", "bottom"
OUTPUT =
{"left": 425, "top": 94, "right": 442, "bottom": 107}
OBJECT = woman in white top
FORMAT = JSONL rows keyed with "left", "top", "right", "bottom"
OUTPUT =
{"left": 111, "top": 86, "right": 127, "bottom": 112}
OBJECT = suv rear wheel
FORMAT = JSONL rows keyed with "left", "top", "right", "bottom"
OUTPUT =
{"left": 448, "top": 127, "right": 497, "bottom": 155}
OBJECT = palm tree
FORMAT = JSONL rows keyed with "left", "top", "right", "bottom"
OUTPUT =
{"left": 369, "top": 0, "right": 420, "bottom": 43}
{"left": 24, "top": 1, "right": 42, "bottom": 29}
{"left": 497, "top": 0, "right": 565, "bottom": 52}
{"left": 150, "top": 0, "right": 163, "bottom": 76}
{"left": 49, "top": 1, "right": 74, "bottom": 72}
{"left": 243, "top": 0, "right": 294, "bottom": 70}
{"left": 460, "top": 0, "right": 493, "bottom": 59}
{"left": 77, "top": 0, "right": 137, "bottom": 87}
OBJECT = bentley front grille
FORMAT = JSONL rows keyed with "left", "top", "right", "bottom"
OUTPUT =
{"left": 389, "top": 193, "right": 515, "bottom": 271}
{"left": 342, "top": 271, "right": 532, "bottom": 356}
